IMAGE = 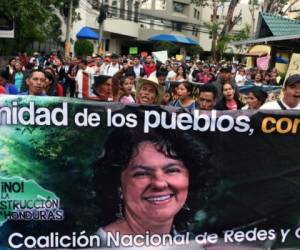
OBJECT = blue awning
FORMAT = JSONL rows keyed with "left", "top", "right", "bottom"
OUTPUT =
{"left": 76, "top": 27, "right": 99, "bottom": 40}
{"left": 148, "top": 34, "right": 198, "bottom": 45}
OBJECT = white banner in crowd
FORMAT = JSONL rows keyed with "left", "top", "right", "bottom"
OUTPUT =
{"left": 152, "top": 50, "right": 168, "bottom": 63}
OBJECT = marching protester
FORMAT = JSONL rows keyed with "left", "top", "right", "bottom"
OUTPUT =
{"left": 21, "top": 69, "right": 47, "bottom": 96}
{"left": 172, "top": 82, "right": 196, "bottom": 111}
{"left": 197, "top": 84, "right": 217, "bottom": 110}
{"left": 135, "top": 76, "right": 163, "bottom": 105}
{"left": 104, "top": 54, "right": 122, "bottom": 76}
{"left": 118, "top": 77, "right": 135, "bottom": 104}
{"left": 215, "top": 82, "right": 244, "bottom": 110}
{"left": 260, "top": 74, "right": 300, "bottom": 110}
{"left": 242, "top": 88, "right": 268, "bottom": 110}
{"left": 92, "top": 75, "right": 113, "bottom": 102}
{"left": 0, "top": 70, "right": 18, "bottom": 95}
{"left": 11, "top": 61, "right": 26, "bottom": 93}
{"left": 144, "top": 55, "right": 156, "bottom": 77}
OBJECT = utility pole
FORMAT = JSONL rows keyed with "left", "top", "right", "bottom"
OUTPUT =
{"left": 97, "top": 0, "right": 107, "bottom": 55}
{"left": 65, "top": 0, "right": 73, "bottom": 59}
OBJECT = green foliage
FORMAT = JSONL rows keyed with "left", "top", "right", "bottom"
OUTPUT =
{"left": 0, "top": 0, "right": 80, "bottom": 54}
{"left": 153, "top": 41, "right": 179, "bottom": 57}
{"left": 74, "top": 39, "right": 94, "bottom": 57}
{"left": 186, "top": 45, "right": 204, "bottom": 59}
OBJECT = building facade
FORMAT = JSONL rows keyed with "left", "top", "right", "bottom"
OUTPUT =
{"left": 65, "top": 0, "right": 202, "bottom": 56}
{"left": 64, "top": 0, "right": 259, "bottom": 57}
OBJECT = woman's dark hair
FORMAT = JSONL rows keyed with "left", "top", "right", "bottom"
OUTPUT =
{"left": 222, "top": 81, "right": 240, "bottom": 101}
{"left": 249, "top": 88, "right": 268, "bottom": 105}
{"left": 44, "top": 68, "right": 58, "bottom": 96}
{"left": 176, "top": 65, "right": 187, "bottom": 79}
{"left": 178, "top": 81, "right": 193, "bottom": 96}
{"left": 94, "top": 123, "right": 215, "bottom": 232}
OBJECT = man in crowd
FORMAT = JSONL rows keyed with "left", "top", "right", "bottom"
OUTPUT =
{"left": 260, "top": 74, "right": 300, "bottom": 110}
{"left": 104, "top": 54, "right": 122, "bottom": 76}
{"left": 21, "top": 69, "right": 46, "bottom": 96}
{"left": 135, "top": 76, "right": 163, "bottom": 105}
{"left": 75, "top": 59, "right": 94, "bottom": 98}
{"left": 197, "top": 84, "right": 217, "bottom": 110}
{"left": 144, "top": 55, "right": 156, "bottom": 77}
{"left": 132, "top": 57, "right": 146, "bottom": 78}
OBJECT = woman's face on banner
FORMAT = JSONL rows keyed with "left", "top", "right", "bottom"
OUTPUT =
{"left": 121, "top": 141, "right": 189, "bottom": 226}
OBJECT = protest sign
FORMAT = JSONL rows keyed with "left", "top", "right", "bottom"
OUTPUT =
{"left": 285, "top": 53, "right": 300, "bottom": 83}
{"left": 256, "top": 56, "right": 270, "bottom": 71}
{"left": 0, "top": 96, "right": 300, "bottom": 249}
{"left": 152, "top": 50, "right": 168, "bottom": 63}
{"left": 129, "top": 47, "right": 138, "bottom": 55}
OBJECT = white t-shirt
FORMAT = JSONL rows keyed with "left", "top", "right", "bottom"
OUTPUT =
{"left": 104, "top": 63, "right": 122, "bottom": 76}
{"left": 260, "top": 99, "right": 300, "bottom": 110}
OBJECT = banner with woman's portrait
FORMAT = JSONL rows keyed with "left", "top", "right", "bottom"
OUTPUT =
{"left": 0, "top": 96, "right": 300, "bottom": 249}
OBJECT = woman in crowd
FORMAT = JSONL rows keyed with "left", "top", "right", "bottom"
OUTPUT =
{"left": 5, "top": 58, "right": 16, "bottom": 82}
{"left": 242, "top": 88, "right": 268, "bottom": 110}
{"left": 12, "top": 61, "right": 26, "bottom": 93}
{"left": 94, "top": 125, "right": 213, "bottom": 246}
{"left": 172, "top": 65, "right": 187, "bottom": 81}
{"left": 44, "top": 67, "right": 63, "bottom": 96}
{"left": 172, "top": 82, "right": 196, "bottom": 111}
{"left": 215, "top": 82, "right": 244, "bottom": 110}
{"left": 235, "top": 68, "right": 247, "bottom": 86}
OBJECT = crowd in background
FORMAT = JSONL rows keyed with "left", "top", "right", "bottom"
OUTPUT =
{"left": 0, "top": 50, "right": 294, "bottom": 111}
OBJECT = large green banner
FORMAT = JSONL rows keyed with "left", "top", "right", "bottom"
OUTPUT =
{"left": 0, "top": 96, "right": 300, "bottom": 249}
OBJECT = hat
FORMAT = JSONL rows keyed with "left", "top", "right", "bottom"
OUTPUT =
{"left": 136, "top": 75, "right": 164, "bottom": 104}
{"left": 284, "top": 74, "right": 300, "bottom": 87}
{"left": 33, "top": 51, "right": 39, "bottom": 56}
{"left": 94, "top": 75, "right": 112, "bottom": 87}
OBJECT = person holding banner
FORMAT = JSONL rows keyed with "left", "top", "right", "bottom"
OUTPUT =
{"left": 242, "top": 88, "right": 268, "bottom": 110}
{"left": 94, "top": 125, "right": 212, "bottom": 247}
{"left": 135, "top": 76, "right": 164, "bottom": 105}
{"left": 172, "top": 82, "right": 196, "bottom": 112}
{"left": 215, "top": 82, "right": 244, "bottom": 110}
{"left": 260, "top": 74, "right": 300, "bottom": 110}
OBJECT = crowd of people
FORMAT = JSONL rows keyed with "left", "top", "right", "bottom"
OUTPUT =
{"left": 1, "top": 51, "right": 300, "bottom": 110}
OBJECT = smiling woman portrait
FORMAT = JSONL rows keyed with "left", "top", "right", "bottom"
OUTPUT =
{"left": 93, "top": 124, "right": 213, "bottom": 247}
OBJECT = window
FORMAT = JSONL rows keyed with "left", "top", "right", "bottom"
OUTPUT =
{"left": 173, "top": 2, "right": 185, "bottom": 13}
{"left": 141, "top": 0, "right": 152, "bottom": 9}
{"left": 194, "top": 9, "right": 197, "bottom": 18}
{"left": 197, "top": 11, "right": 200, "bottom": 20}
{"left": 172, "top": 21, "right": 182, "bottom": 31}
{"left": 155, "top": 0, "right": 166, "bottom": 10}
{"left": 192, "top": 26, "right": 199, "bottom": 36}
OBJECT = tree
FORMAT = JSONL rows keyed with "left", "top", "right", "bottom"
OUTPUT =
{"left": 192, "top": 0, "right": 242, "bottom": 61}
{"left": 186, "top": 45, "right": 204, "bottom": 59}
{"left": 0, "top": 0, "right": 80, "bottom": 54}
{"left": 74, "top": 39, "right": 94, "bottom": 57}
{"left": 153, "top": 41, "right": 179, "bottom": 57}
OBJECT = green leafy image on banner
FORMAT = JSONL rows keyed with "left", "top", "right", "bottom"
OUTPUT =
{"left": 0, "top": 96, "right": 300, "bottom": 249}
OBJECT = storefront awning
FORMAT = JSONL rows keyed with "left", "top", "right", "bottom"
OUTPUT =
{"left": 76, "top": 27, "right": 99, "bottom": 40}
{"left": 148, "top": 34, "right": 198, "bottom": 45}
{"left": 231, "top": 34, "right": 300, "bottom": 46}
